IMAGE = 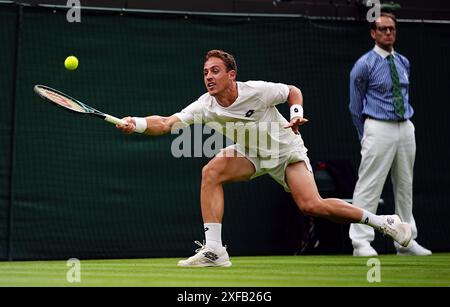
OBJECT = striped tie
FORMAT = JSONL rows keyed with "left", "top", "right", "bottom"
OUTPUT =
{"left": 388, "top": 54, "right": 405, "bottom": 118}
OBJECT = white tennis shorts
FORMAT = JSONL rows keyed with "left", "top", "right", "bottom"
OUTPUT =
{"left": 226, "top": 140, "right": 312, "bottom": 192}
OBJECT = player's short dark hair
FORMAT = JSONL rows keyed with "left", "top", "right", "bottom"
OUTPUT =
{"left": 204, "top": 50, "right": 237, "bottom": 73}
{"left": 370, "top": 12, "right": 397, "bottom": 30}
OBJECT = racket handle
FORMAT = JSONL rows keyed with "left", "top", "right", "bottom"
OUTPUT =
{"left": 104, "top": 114, "right": 127, "bottom": 126}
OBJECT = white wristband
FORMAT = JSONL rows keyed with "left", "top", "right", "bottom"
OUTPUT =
{"left": 133, "top": 117, "right": 147, "bottom": 133}
{"left": 290, "top": 104, "right": 304, "bottom": 120}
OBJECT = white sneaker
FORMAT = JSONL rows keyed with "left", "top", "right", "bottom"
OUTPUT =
{"left": 397, "top": 240, "right": 432, "bottom": 256}
{"left": 353, "top": 245, "right": 378, "bottom": 257}
{"left": 177, "top": 241, "right": 232, "bottom": 267}
{"left": 379, "top": 215, "right": 412, "bottom": 247}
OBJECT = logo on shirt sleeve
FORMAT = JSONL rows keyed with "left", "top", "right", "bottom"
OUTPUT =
{"left": 245, "top": 110, "right": 255, "bottom": 117}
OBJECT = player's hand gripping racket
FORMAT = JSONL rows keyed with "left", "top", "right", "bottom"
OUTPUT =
{"left": 33, "top": 85, "right": 127, "bottom": 126}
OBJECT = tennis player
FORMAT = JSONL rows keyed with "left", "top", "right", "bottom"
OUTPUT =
{"left": 116, "top": 50, "right": 412, "bottom": 267}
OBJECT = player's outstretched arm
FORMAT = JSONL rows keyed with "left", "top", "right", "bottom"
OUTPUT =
{"left": 116, "top": 114, "right": 181, "bottom": 136}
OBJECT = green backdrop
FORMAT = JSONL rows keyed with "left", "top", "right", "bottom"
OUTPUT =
{"left": 1, "top": 4, "right": 449, "bottom": 260}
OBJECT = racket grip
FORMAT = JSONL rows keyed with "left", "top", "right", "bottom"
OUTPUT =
{"left": 104, "top": 114, "right": 127, "bottom": 126}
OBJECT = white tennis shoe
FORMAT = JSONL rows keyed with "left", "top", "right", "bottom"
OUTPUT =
{"left": 379, "top": 215, "right": 412, "bottom": 247}
{"left": 177, "top": 241, "right": 232, "bottom": 267}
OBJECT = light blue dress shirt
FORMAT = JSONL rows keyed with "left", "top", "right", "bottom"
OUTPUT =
{"left": 349, "top": 45, "right": 414, "bottom": 140}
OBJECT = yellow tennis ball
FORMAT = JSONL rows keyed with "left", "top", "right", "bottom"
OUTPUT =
{"left": 64, "top": 56, "right": 79, "bottom": 70}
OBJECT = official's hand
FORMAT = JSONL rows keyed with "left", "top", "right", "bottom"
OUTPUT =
{"left": 116, "top": 116, "right": 136, "bottom": 134}
{"left": 283, "top": 116, "right": 309, "bottom": 135}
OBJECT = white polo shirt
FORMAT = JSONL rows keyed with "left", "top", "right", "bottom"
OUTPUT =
{"left": 174, "top": 80, "right": 307, "bottom": 159}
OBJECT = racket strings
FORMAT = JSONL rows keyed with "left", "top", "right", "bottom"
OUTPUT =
{"left": 36, "top": 87, "right": 86, "bottom": 113}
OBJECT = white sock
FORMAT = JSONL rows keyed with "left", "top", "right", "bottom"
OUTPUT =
{"left": 204, "top": 223, "right": 222, "bottom": 249}
{"left": 360, "top": 210, "right": 384, "bottom": 228}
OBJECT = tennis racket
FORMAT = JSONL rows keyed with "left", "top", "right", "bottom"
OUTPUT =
{"left": 33, "top": 84, "right": 127, "bottom": 126}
